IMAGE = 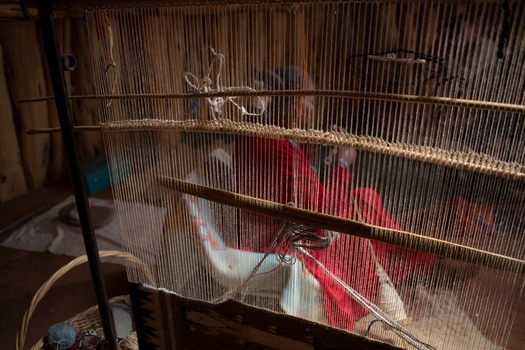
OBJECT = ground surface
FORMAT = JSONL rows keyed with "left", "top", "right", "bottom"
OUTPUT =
{"left": 0, "top": 184, "right": 127, "bottom": 350}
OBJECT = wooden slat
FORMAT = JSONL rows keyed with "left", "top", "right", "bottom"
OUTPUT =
{"left": 0, "top": 21, "right": 50, "bottom": 189}
{"left": 0, "top": 43, "right": 27, "bottom": 204}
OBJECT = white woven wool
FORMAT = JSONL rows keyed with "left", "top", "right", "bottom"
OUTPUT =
{"left": 376, "top": 264, "right": 409, "bottom": 325}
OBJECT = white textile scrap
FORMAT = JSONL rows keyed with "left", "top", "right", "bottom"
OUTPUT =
{"left": 1, "top": 196, "right": 166, "bottom": 259}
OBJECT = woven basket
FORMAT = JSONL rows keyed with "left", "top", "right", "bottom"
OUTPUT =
{"left": 16, "top": 250, "right": 151, "bottom": 350}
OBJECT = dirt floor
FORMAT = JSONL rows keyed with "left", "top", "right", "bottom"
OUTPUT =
{"left": 0, "top": 247, "right": 128, "bottom": 350}
{"left": 0, "top": 184, "right": 128, "bottom": 350}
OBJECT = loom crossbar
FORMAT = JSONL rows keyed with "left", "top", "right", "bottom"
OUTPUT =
{"left": 159, "top": 176, "right": 525, "bottom": 276}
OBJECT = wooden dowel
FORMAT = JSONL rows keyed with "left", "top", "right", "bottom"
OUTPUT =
{"left": 17, "top": 90, "right": 525, "bottom": 114}
{"left": 159, "top": 176, "right": 525, "bottom": 275}
{"left": 99, "top": 119, "right": 524, "bottom": 182}
{"left": 20, "top": 0, "right": 504, "bottom": 11}
{"left": 28, "top": 121, "right": 525, "bottom": 181}
{"left": 26, "top": 126, "right": 101, "bottom": 134}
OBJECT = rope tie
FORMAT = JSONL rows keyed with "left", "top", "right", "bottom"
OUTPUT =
{"left": 184, "top": 48, "right": 266, "bottom": 118}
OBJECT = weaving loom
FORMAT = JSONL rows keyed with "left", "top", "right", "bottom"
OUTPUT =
{"left": 37, "top": 0, "right": 524, "bottom": 349}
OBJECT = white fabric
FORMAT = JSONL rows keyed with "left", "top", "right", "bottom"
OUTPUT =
{"left": 184, "top": 148, "right": 326, "bottom": 323}
{"left": 1, "top": 196, "right": 166, "bottom": 259}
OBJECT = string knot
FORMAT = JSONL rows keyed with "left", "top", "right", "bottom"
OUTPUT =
{"left": 184, "top": 48, "right": 267, "bottom": 118}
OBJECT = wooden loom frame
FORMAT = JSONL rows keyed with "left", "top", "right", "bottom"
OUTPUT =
{"left": 34, "top": 0, "right": 524, "bottom": 349}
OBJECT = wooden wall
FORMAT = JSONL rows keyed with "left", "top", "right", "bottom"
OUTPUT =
{"left": 0, "top": 13, "right": 105, "bottom": 204}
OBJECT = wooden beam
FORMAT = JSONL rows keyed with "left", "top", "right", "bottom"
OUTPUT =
{"left": 159, "top": 176, "right": 525, "bottom": 275}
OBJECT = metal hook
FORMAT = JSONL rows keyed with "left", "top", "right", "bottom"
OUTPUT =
{"left": 61, "top": 53, "right": 77, "bottom": 72}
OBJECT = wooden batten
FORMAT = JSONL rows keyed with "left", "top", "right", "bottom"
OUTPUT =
{"left": 159, "top": 176, "right": 525, "bottom": 275}
{"left": 0, "top": 43, "right": 27, "bottom": 203}
{"left": 0, "top": 21, "right": 50, "bottom": 189}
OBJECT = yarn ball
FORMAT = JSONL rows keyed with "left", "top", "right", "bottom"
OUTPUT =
{"left": 48, "top": 322, "right": 77, "bottom": 350}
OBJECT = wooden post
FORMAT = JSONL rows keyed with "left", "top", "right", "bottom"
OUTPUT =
{"left": 44, "top": 18, "right": 71, "bottom": 181}
{"left": 0, "top": 43, "right": 27, "bottom": 203}
{"left": 0, "top": 20, "right": 50, "bottom": 189}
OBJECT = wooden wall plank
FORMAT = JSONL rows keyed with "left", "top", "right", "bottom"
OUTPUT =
{"left": 0, "top": 43, "right": 27, "bottom": 203}
{"left": 0, "top": 21, "right": 50, "bottom": 189}
{"left": 0, "top": 1, "right": 24, "bottom": 19}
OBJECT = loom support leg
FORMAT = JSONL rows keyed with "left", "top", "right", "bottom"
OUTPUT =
{"left": 36, "top": 1, "right": 119, "bottom": 350}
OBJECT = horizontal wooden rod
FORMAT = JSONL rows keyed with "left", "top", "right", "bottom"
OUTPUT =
{"left": 26, "top": 126, "right": 101, "bottom": 134}
{"left": 21, "top": 0, "right": 504, "bottom": 11}
{"left": 159, "top": 176, "right": 525, "bottom": 275}
{"left": 17, "top": 90, "right": 525, "bottom": 114}
{"left": 102, "top": 119, "right": 524, "bottom": 182}
{"left": 28, "top": 121, "right": 524, "bottom": 182}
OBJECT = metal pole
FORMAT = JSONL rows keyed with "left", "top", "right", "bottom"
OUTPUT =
{"left": 36, "top": 1, "right": 119, "bottom": 349}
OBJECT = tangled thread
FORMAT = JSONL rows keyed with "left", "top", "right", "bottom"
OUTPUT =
{"left": 184, "top": 48, "right": 266, "bottom": 119}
